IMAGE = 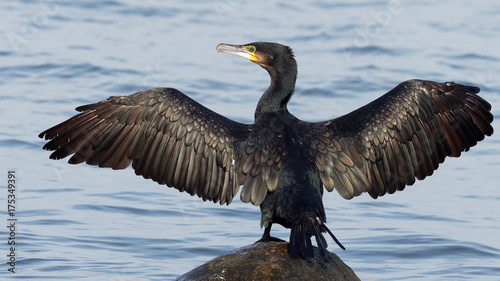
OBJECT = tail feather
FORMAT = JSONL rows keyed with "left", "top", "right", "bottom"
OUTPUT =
{"left": 289, "top": 227, "right": 299, "bottom": 258}
{"left": 289, "top": 225, "right": 314, "bottom": 258}
{"left": 313, "top": 226, "right": 328, "bottom": 259}
{"left": 289, "top": 224, "right": 345, "bottom": 262}
{"left": 322, "top": 224, "right": 346, "bottom": 250}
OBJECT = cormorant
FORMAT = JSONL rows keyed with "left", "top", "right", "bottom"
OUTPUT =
{"left": 39, "top": 42, "right": 494, "bottom": 261}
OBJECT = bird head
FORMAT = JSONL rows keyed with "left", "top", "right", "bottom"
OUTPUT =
{"left": 216, "top": 42, "right": 295, "bottom": 72}
{"left": 217, "top": 42, "right": 298, "bottom": 116}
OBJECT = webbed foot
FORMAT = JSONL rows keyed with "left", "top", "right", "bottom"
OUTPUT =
{"left": 255, "top": 236, "right": 286, "bottom": 243}
{"left": 254, "top": 224, "right": 286, "bottom": 243}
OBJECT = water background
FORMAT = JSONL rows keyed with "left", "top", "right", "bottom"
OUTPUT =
{"left": 1, "top": 0, "right": 500, "bottom": 280}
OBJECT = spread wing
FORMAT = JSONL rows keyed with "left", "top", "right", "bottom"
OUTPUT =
{"left": 301, "top": 80, "right": 494, "bottom": 199}
{"left": 39, "top": 88, "right": 250, "bottom": 205}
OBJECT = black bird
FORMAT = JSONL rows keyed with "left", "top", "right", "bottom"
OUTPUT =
{"left": 39, "top": 42, "right": 494, "bottom": 261}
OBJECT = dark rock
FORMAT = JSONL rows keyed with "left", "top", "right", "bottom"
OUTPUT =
{"left": 175, "top": 242, "right": 360, "bottom": 281}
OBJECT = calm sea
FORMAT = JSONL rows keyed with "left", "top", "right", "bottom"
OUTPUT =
{"left": 1, "top": 0, "right": 499, "bottom": 280}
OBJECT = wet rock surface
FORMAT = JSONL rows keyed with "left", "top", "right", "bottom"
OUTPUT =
{"left": 175, "top": 242, "right": 360, "bottom": 281}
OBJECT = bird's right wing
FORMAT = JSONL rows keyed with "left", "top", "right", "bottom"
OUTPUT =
{"left": 39, "top": 88, "right": 251, "bottom": 205}
{"left": 300, "top": 80, "right": 493, "bottom": 200}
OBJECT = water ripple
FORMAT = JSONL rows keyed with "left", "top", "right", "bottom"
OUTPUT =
{"left": 73, "top": 204, "right": 181, "bottom": 217}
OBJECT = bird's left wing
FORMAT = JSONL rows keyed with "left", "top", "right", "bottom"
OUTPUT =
{"left": 39, "top": 88, "right": 250, "bottom": 205}
{"left": 299, "top": 79, "right": 493, "bottom": 199}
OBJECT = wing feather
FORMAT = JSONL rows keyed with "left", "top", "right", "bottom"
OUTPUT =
{"left": 39, "top": 88, "right": 250, "bottom": 205}
{"left": 300, "top": 80, "right": 493, "bottom": 199}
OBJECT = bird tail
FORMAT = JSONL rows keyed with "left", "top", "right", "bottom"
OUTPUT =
{"left": 289, "top": 224, "right": 345, "bottom": 261}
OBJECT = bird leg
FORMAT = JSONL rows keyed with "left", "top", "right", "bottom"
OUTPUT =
{"left": 255, "top": 224, "right": 286, "bottom": 243}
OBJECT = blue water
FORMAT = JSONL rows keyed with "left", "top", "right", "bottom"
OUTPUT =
{"left": 1, "top": 0, "right": 500, "bottom": 280}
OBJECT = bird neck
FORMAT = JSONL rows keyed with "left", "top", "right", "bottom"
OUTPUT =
{"left": 255, "top": 62, "right": 297, "bottom": 119}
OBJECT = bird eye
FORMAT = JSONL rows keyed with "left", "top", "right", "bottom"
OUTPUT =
{"left": 248, "top": 46, "right": 256, "bottom": 53}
